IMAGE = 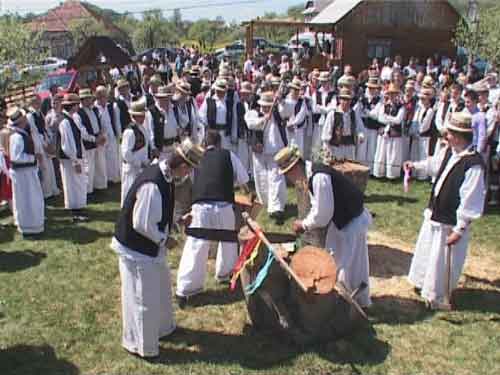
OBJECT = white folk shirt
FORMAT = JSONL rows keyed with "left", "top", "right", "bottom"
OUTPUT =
{"left": 113, "top": 95, "right": 132, "bottom": 134}
{"left": 121, "top": 125, "right": 149, "bottom": 170}
{"left": 411, "top": 103, "right": 435, "bottom": 135}
{"left": 73, "top": 107, "right": 100, "bottom": 144}
{"left": 278, "top": 96, "right": 308, "bottom": 130}
{"left": 111, "top": 161, "right": 172, "bottom": 263}
{"left": 413, "top": 146, "right": 485, "bottom": 235}
{"left": 377, "top": 103, "right": 406, "bottom": 135}
{"left": 322, "top": 107, "right": 365, "bottom": 143}
{"left": 312, "top": 88, "right": 336, "bottom": 125}
{"left": 434, "top": 101, "right": 448, "bottom": 135}
{"left": 245, "top": 110, "right": 285, "bottom": 156}
{"left": 10, "top": 128, "right": 36, "bottom": 165}
{"left": 302, "top": 162, "right": 334, "bottom": 230}
{"left": 26, "top": 112, "right": 46, "bottom": 153}
{"left": 145, "top": 105, "right": 178, "bottom": 148}
{"left": 94, "top": 103, "right": 116, "bottom": 145}
{"left": 175, "top": 99, "right": 199, "bottom": 137}
{"left": 59, "top": 111, "right": 84, "bottom": 165}
{"left": 199, "top": 95, "right": 227, "bottom": 128}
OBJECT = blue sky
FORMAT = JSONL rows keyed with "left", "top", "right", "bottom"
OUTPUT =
{"left": 1, "top": 0, "right": 303, "bottom": 22}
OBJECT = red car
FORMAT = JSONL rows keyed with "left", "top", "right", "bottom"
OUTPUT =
{"left": 35, "top": 69, "right": 98, "bottom": 99}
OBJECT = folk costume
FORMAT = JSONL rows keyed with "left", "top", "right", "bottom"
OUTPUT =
{"left": 176, "top": 145, "right": 249, "bottom": 298}
{"left": 275, "top": 147, "right": 372, "bottom": 307}
{"left": 373, "top": 84, "right": 407, "bottom": 179}
{"left": 433, "top": 94, "right": 451, "bottom": 156}
{"left": 408, "top": 113, "right": 486, "bottom": 309}
{"left": 73, "top": 89, "right": 106, "bottom": 193}
{"left": 311, "top": 72, "right": 336, "bottom": 156}
{"left": 27, "top": 108, "right": 60, "bottom": 198}
{"left": 357, "top": 78, "right": 383, "bottom": 172}
{"left": 58, "top": 95, "right": 87, "bottom": 216}
{"left": 120, "top": 100, "right": 150, "bottom": 207}
{"left": 146, "top": 85, "right": 179, "bottom": 161}
{"left": 278, "top": 78, "right": 308, "bottom": 156}
{"left": 94, "top": 89, "right": 121, "bottom": 184}
{"left": 114, "top": 79, "right": 133, "bottom": 135}
{"left": 245, "top": 92, "right": 288, "bottom": 216}
{"left": 111, "top": 142, "right": 201, "bottom": 358}
{"left": 234, "top": 82, "right": 253, "bottom": 173}
{"left": 409, "top": 89, "right": 436, "bottom": 180}
{"left": 172, "top": 81, "right": 201, "bottom": 144}
{"left": 199, "top": 79, "right": 235, "bottom": 150}
{"left": 7, "top": 107, "right": 45, "bottom": 234}
{"left": 322, "top": 88, "right": 365, "bottom": 160}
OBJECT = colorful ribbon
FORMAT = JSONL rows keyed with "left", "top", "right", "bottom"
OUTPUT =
{"left": 244, "top": 249, "right": 275, "bottom": 295}
{"left": 403, "top": 167, "right": 411, "bottom": 193}
{"left": 230, "top": 235, "right": 260, "bottom": 291}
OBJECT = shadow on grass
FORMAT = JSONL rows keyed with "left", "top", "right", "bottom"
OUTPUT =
{"left": 43, "top": 224, "right": 108, "bottom": 245}
{"left": 369, "top": 295, "right": 432, "bottom": 324}
{"left": 186, "top": 287, "right": 244, "bottom": 307}
{"left": 0, "top": 224, "right": 16, "bottom": 243}
{"left": 0, "top": 250, "right": 46, "bottom": 273}
{"left": 0, "top": 344, "right": 79, "bottom": 375}
{"left": 453, "top": 288, "right": 500, "bottom": 314}
{"left": 369, "top": 244, "right": 412, "bottom": 278}
{"left": 364, "top": 194, "right": 418, "bottom": 205}
{"left": 156, "top": 326, "right": 390, "bottom": 370}
{"left": 464, "top": 274, "right": 500, "bottom": 289}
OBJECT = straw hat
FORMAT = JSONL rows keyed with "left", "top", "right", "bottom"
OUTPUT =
{"left": 175, "top": 138, "right": 205, "bottom": 168}
{"left": 95, "top": 85, "right": 108, "bottom": 98}
{"left": 337, "top": 75, "right": 356, "bottom": 87}
{"left": 155, "top": 84, "right": 175, "bottom": 98}
{"left": 240, "top": 81, "right": 252, "bottom": 94}
{"left": 62, "top": 93, "right": 80, "bottom": 105}
{"left": 176, "top": 81, "right": 192, "bottom": 95}
{"left": 318, "top": 71, "right": 331, "bottom": 82}
{"left": 129, "top": 98, "right": 147, "bottom": 116}
{"left": 471, "top": 81, "right": 489, "bottom": 93}
{"left": 213, "top": 79, "right": 228, "bottom": 92}
{"left": 366, "top": 77, "right": 381, "bottom": 89}
{"left": 274, "top": 146, "right": 302, "bottom": 174}
{"left": 6, "top": 106, "right": 26, "bottom": 125}
{"left": 338, "top": 87, "right": 354, "bottom": 100}
{"left": 116, "top": 78, "right": 130, "bottom": 89}
{"left": 418, "top": 87, "right": 435, "bottom": 99}
{"left": 422, "top": 75, "right": 435, "bottom": 89}
{"left": 270, "top": 76, "right": 281, "bottom": 87}
{"left": 258, "top": 91, "right": 274, "bottom": 107}
{"left": 288, "top": 77, "right": 303, "bottom": 90}
{"left": 79, "top": 88, "right": 94, "bottom": 100}
{"left": 447, "top": 112, "right": 472, "bottom": 133}
{"left": 386, "top": 83, "right": 401, "bottom": 94}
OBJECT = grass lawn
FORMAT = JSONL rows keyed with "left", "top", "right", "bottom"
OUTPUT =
{"left": 1, "top": 178, "right": 499, "bottom": 375}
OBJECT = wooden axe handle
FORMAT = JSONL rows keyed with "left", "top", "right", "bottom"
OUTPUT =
{"left": 243, "top": 212, "right": 309, "bottom": 293}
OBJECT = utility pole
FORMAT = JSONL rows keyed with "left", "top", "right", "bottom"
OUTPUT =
{"left": 467, "top": 0, "right": 479, "bottom": 65}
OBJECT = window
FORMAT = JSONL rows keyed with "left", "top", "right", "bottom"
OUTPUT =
{"left": 367, "top": 39, "right": 392, "bottom": 59}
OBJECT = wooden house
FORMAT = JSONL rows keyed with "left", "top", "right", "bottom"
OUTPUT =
{"left": 310, "top": 0, "right": 462, "bottom": 72}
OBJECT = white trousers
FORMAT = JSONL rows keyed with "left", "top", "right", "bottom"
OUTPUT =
{"left": 311, "top": 123, "right": 323, "bottom": 158}
{"left": 105, "top": 139, "right": 121, "bottom": 183}
{"left": 10, "top": 166, "right": 45, "bottom": 234}
{"left": 60, "top": 159, "right": 87, "bottom": 210}
{"left": 119, "top": 256, "right": 175, "bottom": 358}
{"left": 94, "top": 145, "right": 108, "bottom": 190}
{"left": 357, "top": 128, "right": 378, "bottom": 173}
{"left": 286, "top": 127, "right": 305, "bottom": 156}
{"left": 40, "top": 153, "right": 60, "bottom": 198}
{"left": 408, "top": 210, "right": 469, "bottom": 305}
{"left": 252, "top": 153, "right": 286, "bottom": 214}
{"left": 176, "top": 203, "right": 238, "bottom": 297}
{"left": 373, "top": 135, "right": 403, "bottom": 179}
{"left": 410, "top": 136, "right": 430, "bottom": 180}
{"left": 235, "top": 138, "right": 250, "bottom": 174}
{"left": 121, "top": 164, "right": 142, "bottom": 207}
{"left": 84, "top": 149, "right": 96, "bottom": 194}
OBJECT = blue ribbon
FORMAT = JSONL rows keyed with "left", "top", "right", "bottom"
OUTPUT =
{"left": 244, "top": 248, "right": 275, "bottom": 295}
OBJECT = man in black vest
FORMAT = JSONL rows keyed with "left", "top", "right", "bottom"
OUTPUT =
{"left": 176, "top": 130, "right": 249, "bottom": 304}
{"left": 73, "top": 88, "right": 106, "bottom": 194}
{"left": 114, "top": 78, "right": 133, "bottom": 135}
{"left": 111, "top": 138, "right": 204, "bottom": 359}
{"left": 405, "top": 112, "right": 486, "bottom": 310}
{"left": 6, "top": 106, "right": 45, "bottom": 236}
{"left": 172, "top": 80, "right": 200, "bottom": 144}
{"left": 275, "top": 146, "right": 372, "bottom": 308}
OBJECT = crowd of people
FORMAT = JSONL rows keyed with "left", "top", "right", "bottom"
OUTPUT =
{"left": 0, "top": 48, "right": 498, "bottom": 359}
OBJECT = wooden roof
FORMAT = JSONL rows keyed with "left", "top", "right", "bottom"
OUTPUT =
{"left": 67, "top": 36, "right": 131, "bottom": 69}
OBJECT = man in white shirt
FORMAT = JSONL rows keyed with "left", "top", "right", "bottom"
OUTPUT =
{"left": 111, "top": 139, "right": 203, "bottom": 359}
{"left": 279, "top": 77, "right": 308, "bottom": 155}
{"left": 404, "top": 112, "right": 486, "bottom": 310}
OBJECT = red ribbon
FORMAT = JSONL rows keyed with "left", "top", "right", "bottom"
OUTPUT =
{"left": 230, "top": 235, "right": 259, "bottom": 291}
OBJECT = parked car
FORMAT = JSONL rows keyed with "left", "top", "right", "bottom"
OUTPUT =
{"left": 251, "top": 37, "right": 287, "bottom": 54}
{"left": 134, "top": 47, "right": 176, "bottom": 62}
{"left": 35, "top": 69, "right": 98, "bottom": 100}
{"left": 287, "top": 32, "right": 333, "bottom": 50}
{"left": 215, "top": 42, "right": 246, "bottom": 62}
{"left": 22, "top": 57, "right": 67, "bottom": 76}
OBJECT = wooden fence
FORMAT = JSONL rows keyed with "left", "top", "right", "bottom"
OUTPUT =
{"left": 4, "top": 84, "right": 37, "bottom": 107}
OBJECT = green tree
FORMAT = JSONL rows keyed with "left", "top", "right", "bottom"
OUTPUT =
{"left": 132, "top": 10, "right": 179, "bottom": 51}
{"left": 188, "top": 19, "right": 224, "bottom": 51}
